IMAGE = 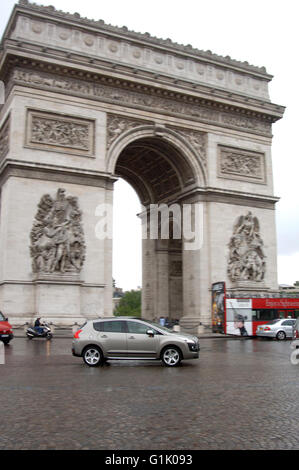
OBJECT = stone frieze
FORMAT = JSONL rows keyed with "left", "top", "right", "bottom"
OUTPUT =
{"left": 11, "top": 68, "right": 272, "bottom": 137}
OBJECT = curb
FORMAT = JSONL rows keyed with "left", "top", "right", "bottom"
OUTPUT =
{"left": 199, "top": 335, "right": 254, "bottom": 340}
{"left": 12, "top": 332, "right": 254, "bottom": 340}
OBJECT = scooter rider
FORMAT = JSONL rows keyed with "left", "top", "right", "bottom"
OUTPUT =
{"left": 34, "top": 317, "right": 44, "bottom": 335}
{"left": 26, "top": 319, "right": 52, "bottom": 340}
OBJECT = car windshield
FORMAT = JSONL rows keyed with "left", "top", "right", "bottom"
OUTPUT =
{"left": 267, "top": 319, "right": 280, "bottom": 325}
{"left": 0, "top": 312, "right": 5, "bottom": 321}
{"left": 143, "top": 320, "right": 174, "bottom": 334}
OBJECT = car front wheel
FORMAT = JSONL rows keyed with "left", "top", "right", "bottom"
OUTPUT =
{"left": 83, "top": 346, "right": 103, "bottom": 367}
{"left": 276, "top": 331, "right": 286, "bottom": 341}
{"left": 161, "top": 346, "right": 181, "bottom": 367}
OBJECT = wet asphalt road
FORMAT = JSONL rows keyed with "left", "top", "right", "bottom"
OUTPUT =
{"left": 1, "top": 336, "right": 299, "bottom": 450}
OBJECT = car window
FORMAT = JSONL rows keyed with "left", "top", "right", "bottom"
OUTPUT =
{"left": 0, "top": 312, "right": 5, "bottom": 322}
{"left": 93, "top": 322, "right": 103, "bottom": 332}
{"left": 142, "top": 320, "right": 173, "bottom": 334}
{"left": 93, "top": 321, "right": 125, "bottom": 333}
{"left": 282, "top": 320, "right": 295, "bottom": 326}
{"left": 127, "top": 321, "right": 156, "bottom": 335}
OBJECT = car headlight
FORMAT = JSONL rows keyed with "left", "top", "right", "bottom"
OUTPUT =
{"left": 185, "top": 339, "right": 199, "bottom": 352}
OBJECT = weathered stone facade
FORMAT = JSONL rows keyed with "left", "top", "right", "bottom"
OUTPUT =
{"left": 0, "top": 1, "right": 284, "bottom": 327}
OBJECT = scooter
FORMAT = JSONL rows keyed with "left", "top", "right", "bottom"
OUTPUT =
{"left": 26, "top": 322, "right": 53, "bottom": 340}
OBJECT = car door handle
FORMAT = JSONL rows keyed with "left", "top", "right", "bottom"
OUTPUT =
{"left": 128, "top": 336, "right": 135, "bottom": 339}
{"left": 101, "top": 334, "right": 108, "bottom": 338}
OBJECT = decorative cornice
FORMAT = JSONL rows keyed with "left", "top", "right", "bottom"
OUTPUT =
{"left": 178, "top": 186, "right": 279, "bottom": 209}
{"left": 0, "top": 159, "right": 278, "bottom": 210}
{"left": 2, "top": 60, "right": 281, "bottom": 138}
{"left": 11, "top": 0, "right": 270, "bottom": 77}
{"left": 0, "top": 159, "right": 117, "bottom": 189}
{"left": 0, "top": 1, "right": 287, "bottom": 111}
{"left": 0, "top": 48, "right": 284, "bottom": 120}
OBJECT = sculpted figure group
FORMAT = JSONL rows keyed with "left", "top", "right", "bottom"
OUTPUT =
{"left": 228, "top": 212, "right": 266, "bottom": 283}
{"left": 30, "top": 188, "right": 86, "bottom": 275}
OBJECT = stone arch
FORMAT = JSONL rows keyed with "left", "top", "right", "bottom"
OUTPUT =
{"left": 107, "top": 124, "right": 206, "bottom": 205}
{"left": 108, "top": 124, "right": 205, "bottom": 321}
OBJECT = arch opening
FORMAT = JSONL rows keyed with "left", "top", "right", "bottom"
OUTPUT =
{"left": 114, "top": 136, "right": 198, "bottom": 206}
{"left": 113, "top": 135, "right": 196, "bottom": 323}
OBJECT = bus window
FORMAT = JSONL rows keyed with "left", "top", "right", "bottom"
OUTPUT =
{"left": 253, "top": 309, "right": 296, "bottom": 321}
{"left": 252, "top": 309, "right": 277, "bottom": 321}
{"left": 278, "top": 310, "right": 295, "bottom": 318}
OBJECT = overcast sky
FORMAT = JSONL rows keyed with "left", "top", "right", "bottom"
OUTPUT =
{"left": 1, "top": 0, "right": 298, "bottom": 290}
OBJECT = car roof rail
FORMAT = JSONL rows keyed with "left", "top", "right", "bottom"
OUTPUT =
{"left": 95, "top": 316, "right": 141, "bottom": 320}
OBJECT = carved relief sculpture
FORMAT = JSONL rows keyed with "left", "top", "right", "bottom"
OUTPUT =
{"left": 107, "top": 115, "right": 145, "bottom": 149}
{"left": 26, "top": 109, "right": 95, "bottom": 156}
{"left": 30, "top": 188, "right": 86, "bottom": 275}
{"left": 228, "top": 212, "right": 266, "bottom": 282}
{"left": 219, "top": 145, "right": 265, "bottom": 183}
{"left": 173, "top": 127, "right": 207, "bottom": 168}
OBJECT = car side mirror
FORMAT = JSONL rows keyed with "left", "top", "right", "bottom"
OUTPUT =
{"left": 146, "top": 329, "right": 154, "bottom": 337}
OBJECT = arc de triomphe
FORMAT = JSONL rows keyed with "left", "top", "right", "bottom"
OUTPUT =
{"left": 0, "top": 1, "right": 285, "bottom": 328}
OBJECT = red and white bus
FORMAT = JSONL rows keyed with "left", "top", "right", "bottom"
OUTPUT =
{"left": 225, "top": 297, "right": 299, "bottom": 336}
{"left": 211, "top": 282, "right": 299, "bottom": 336}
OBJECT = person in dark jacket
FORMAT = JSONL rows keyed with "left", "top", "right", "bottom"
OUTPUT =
{"left": 34, "top": 317, "right": 44, "bottom": 334}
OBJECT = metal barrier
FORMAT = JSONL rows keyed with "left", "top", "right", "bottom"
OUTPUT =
{"left": 0, "top": 341, "right": 5, "bottom": 364}
{"left": 290, "top": 340, "right": 299, "bottom": 365}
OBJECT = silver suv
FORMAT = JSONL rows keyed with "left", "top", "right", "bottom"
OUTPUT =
{"left": 72, "top": 317, "right": 200, "bottom": 367}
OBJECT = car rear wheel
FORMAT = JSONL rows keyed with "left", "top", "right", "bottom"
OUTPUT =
{"left": 83, "top": 346, "right": 103, "bottom": 367}
{"left": 161, "top": 346, "right": 181, "bottom": 367}
{"left": 276, "top": 330, "right": 286, "bottom": 341}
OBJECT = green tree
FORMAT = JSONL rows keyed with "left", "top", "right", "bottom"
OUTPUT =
{"left": 115, "top": 289, "right": 141, "bottom": 317}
